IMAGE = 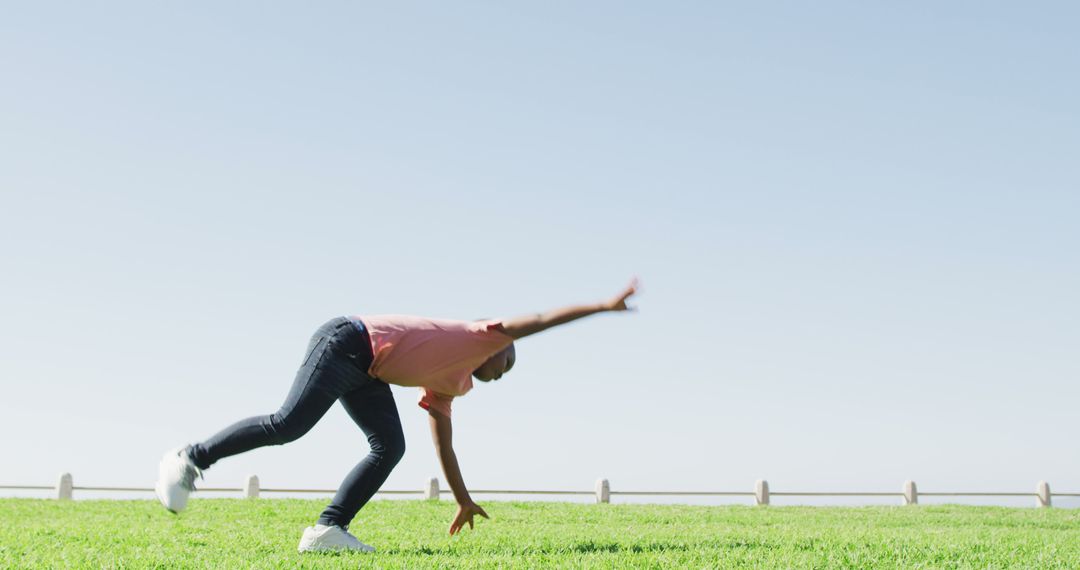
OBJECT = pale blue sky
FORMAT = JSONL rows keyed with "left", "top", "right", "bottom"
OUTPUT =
{"left": 1, "top": 2, "right": 1077, "bottom": 507}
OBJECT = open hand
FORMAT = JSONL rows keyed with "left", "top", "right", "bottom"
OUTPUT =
{"left": 449, "top": 501, "right": 489, "bottom": 535}
{"left": 604, "top": 278, "right": 639, "bottom": 312}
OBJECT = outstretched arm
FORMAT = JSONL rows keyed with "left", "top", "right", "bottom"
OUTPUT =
{"left": 499, "top": 278, "right": 639, "bottom": 340}
{"left": 429, "top": 409, "right": 489, "bottom": 535}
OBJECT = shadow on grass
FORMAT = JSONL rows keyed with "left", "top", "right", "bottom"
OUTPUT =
{"left": 290, "top": 533, "right": 768, "bottom": 558}
{"left": 393, "top": 539, "right": 754, "bottom": 556}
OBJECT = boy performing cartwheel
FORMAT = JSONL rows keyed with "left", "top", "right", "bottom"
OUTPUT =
{"left": 155, "top": 280, "right": 639, "bottom": 552}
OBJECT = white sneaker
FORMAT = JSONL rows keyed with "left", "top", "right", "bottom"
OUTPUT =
{"left": 154, "top": 446, "right": 203, "bottom": 513}
{"left": 297, "top": 524, "right": 376, "bottom": 553}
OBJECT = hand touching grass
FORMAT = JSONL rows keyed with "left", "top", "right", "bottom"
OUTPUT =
{"left": 449, "top": 501, "right": 489, "bottom": 536}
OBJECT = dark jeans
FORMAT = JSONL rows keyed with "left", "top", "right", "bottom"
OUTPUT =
{"left": 187, "top": 317, "right": 404, "bottom": 529}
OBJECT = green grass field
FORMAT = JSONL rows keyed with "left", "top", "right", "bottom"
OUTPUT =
{"left": 2, "top": 499, "right": 1078, "bottom": 568}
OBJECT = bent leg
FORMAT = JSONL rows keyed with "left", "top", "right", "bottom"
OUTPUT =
{"left": 317, "top": 380, "right": 405, "bottom": 528}
{"left": 188, "top": 335, "right": 342, "bottom": 470}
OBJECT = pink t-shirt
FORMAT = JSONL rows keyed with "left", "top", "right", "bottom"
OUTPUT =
{"left": 356, "top": 315, "right": 514, "bottom": 418}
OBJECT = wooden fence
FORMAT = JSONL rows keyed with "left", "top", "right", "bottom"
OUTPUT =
{"left": 3, "top": 476, "right": 1077, "bottom": 507}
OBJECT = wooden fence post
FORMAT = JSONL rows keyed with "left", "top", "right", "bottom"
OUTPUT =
{"left": 903, "top": 480, "right": 918, "bottom": 505}
{"left": 425, "top": 477, "right": 440, "bottom": 500}
{"left": 57, "top": 473, "right": 73, "bottom": 500}
{"left": 755, "top": 479, "right": 769, "bottom": 506}
{"left": 1036, "top": 481, "right": 1051, "bottom": 508}
{"left": 595, "top": 478, "right": 610, "bottom": 504}
{"left": 244, "top": 475, "right": 260, "bottom": 499}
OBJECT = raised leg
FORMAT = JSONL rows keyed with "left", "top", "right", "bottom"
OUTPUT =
{"left": 188, "top": 334, "right": 343, "bottom": 470}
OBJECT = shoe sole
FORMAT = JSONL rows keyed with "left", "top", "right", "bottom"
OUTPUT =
{"left": 297, "top": 537, "right": 375, "bottom": 554}
{"left": 156, "top": 448, "right": 193, "bottom": 514}
{"left": 298, "top": 546, "right": 375, "bottom": 553}
{"left": 154, "top": 484, "right": 181, "bottom": 514}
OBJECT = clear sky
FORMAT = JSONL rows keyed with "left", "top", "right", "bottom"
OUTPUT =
{"left": 2, "top": 2, "right": 1077, "bottom": 507}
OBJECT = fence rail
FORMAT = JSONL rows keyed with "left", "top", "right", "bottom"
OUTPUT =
{"left": 3, "top": 476, "right": 1075, "bottom": 507}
